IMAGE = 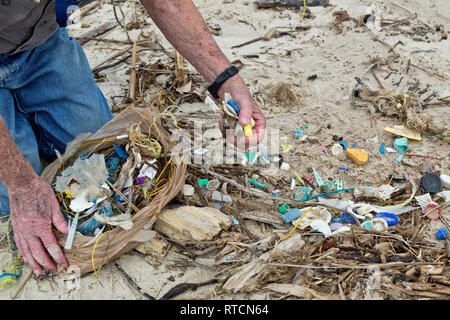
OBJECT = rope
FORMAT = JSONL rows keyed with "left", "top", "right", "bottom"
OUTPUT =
{"left": 300, "top": 0, "right": 307, "bottom": 22}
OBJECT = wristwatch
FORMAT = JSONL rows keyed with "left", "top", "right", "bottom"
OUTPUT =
{"left": 207, "top": 65, "right": 239, "bottom": 99}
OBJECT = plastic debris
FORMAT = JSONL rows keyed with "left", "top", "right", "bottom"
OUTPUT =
{"left": 278, "top": 203, "right": 291, "bottom": 214}
{"left": 375, "top": 212, "right": 399, "bottom": 226}
{"left": 55, "top": 154, "right": 108, "bottom": 194}
{"left": 371, "top": 218, "right": 388, "bottom": 232}
{"left": 380, "top": 143, "right": 385, "bottom": 154}
{"left": 293, "top": 128, "right": 304, "bottom": 139}
{"left": 436, "top": 228, "right": 448, "bottom": 240}
{"left": 182, "top": 184, "right": 195, "bottom": 197}
{"left": 384, "top": 125, "right": 422, "bottom": 141}
{"left": 396, "top": 154, "right": 404, "bottom": 163}
{"left": 354, "top": 184, "right": 398, "bottom": 201}
{"left": 113, "top": 144, "right": 129, "bottom": 159}
{"left": 312, "top": 168, "right": 324, "bottom": 187}
{"left": 437, "top": 190, "right": 450, "bottom": 202}
{"left": 345, "top": 148, "right": 368, "bottom": 165}
{"left": 331, "top": 143, "right": 344, "bottom": 156}
{"left": 394, "top": 137, "right": 408, "bottom": 152}
{"left": 248, "top": 178, "right": 268, "bottom": 189}
{"left": 198, "top": 179, "right": 209, "bottom": 186}
{"left": 280, "top": 162, "right": 290, "bottom": 171}
{"left": 440, "top": 174, "right": 450, "bottom": 188}
{"left": 421, "top": 173, "right": 442, "bottom": 194}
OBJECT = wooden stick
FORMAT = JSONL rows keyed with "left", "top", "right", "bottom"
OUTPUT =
{"left": 114, "top": 262, "right": 156, "bottom": 300}
{"left": 128, "top": 41, "right": 137, "bottom": 100}
{"left": 11, "top": 270, "right": 33, "bottom": 300}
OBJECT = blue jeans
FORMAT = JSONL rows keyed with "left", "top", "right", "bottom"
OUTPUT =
{"left": 0, "top": 28, "right": 114, "bottom": 220}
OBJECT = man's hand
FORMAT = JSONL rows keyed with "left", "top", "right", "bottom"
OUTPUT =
{"left": 9, "top": 177, "right": 69, "bottom": 275}
{"left": 140, "top": 0, "right": 266, "bottom": 147}
{"left": 218, "top": 75, "right": 266, "bottom": 147}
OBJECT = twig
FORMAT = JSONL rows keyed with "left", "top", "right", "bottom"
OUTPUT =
{"left": 128, "top": 41, "right": 137, "bottom": 100}
{"left": 159, "top": 279, "right": 218, "bottom": 300}
{"left": 114, "top": 262, "right": 156, "bottom": 300}
{"left": 11, "top": 270, "right": 33, "bottom": 300}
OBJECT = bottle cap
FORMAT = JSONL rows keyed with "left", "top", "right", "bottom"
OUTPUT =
{"left": 278, "top": 203, "right": 291, "bottom": 214}
{"left": 436, "top": 228, "right": 448, "bottom": 240}
{"left": 375, "top": 212, "right": 399, "bottom": 226}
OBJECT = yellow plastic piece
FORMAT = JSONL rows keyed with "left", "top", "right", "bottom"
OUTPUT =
{"left": 243, "top": 124, "right": 253, "bottom": 137}
{"left": 346, "top": 148, "right": 368, "bottom": 165}
{"left": 384, "top": 125, "right": 422, "bottom": 141}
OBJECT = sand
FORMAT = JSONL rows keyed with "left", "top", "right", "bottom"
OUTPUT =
{"left": 0, "top": 0, "right": 448, "bottom": 300}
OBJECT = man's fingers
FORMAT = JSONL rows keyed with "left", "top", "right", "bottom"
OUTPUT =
{"left": 237, "top": 104, "right": 252, "bottom": 127}
{"left": 17, "top": 236, "right": 42, "bottom": 276}
{"left": 27, "top": 237, "right": 57, "bottom": 272}
{"left": 51, "top": 198, "right": 68, "bottom": 234}
{"left": 40, "top": 230, "right": 68, "bottom": 268}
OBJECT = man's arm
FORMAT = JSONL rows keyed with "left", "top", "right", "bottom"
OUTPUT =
{"left": 140, "top": 0, "right": 266, "bottom": 145}
{"left": 0, "top": 116, "right": 68, "bottom": 275}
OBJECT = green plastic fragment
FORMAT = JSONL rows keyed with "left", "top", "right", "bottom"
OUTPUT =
{"left": 248, "top": 178, "right": 268, "bottom": 189}
{"left": 312, "top": 168, "right": 324, "bottom": 187}
{"left": 294, "top": 187, "right": 312, "bottom": 201}
{"left": 245, "top": 152, "right": 258, "bottom": 164}
{"left": 278, "top": 203, "right": 291, "bottom": 214}
{"left": 197, "top": 179, "right": 209, "bottom": 186}
{"left": 394, "top": 137, "right": 408, "bottom": 152}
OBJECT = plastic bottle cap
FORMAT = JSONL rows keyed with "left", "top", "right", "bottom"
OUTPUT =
{"left": 279, "top": 203, "right": 291, "bottom": 214}
{"left": 435, "top": 227, "right": 448, "bottom": 240}
{"left": 375, "top": 212, "right": 399, "bottom": 226}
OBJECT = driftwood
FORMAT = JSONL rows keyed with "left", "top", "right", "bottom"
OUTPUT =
{"left": 154, "top": 206, "right": 232, "bottom": 241}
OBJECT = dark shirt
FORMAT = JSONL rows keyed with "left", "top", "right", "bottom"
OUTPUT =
{"left": 0, "top": 0, "right": 93, "bottom": 55}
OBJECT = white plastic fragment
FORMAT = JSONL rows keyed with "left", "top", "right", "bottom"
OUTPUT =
{"left": 437, "top": 190, "right": 450, "bottom": 202}
{"left": 440, "top": 174, "right": 450, "bottom": 188}
{"left": 205, "top": 96, "right": 220, "bottom": 112}
{"left": 64, "top": 212, "right": 80, "bottom": 250}
{"left": 309, "top": 219, "right": 332, "bottom": 236}
{"left": 182, "top": 184, "right": 195, "bottom": 197}
{"left": 354, "top": 184, "right": 398, "bottom": 201}
{"left": 371, "top": 218, "right": 388, "bottom": 232}
{"left": 93, "top": 212, "right": 133, "bottom": 231}
{"left": 280, "top": 162, "right": 290, "bottom": 171}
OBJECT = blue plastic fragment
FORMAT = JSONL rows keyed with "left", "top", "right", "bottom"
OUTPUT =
{"left": 341, "top": 213, "right": 356, "bottom": 224}
{"left": 380, "top": 143, "right": 386, "bottom": 155}
{"left": 293, "top": 129, "right": 304, "bottom": 139}
{"left": 436, "top": 227, "right": 448, "bottom": 240}
{"left": 350, "top": 142, "right": 358, "bottom": 147}
{"left": 339, "top": 142, "right": 347, "bottom": 150}
{"left": 375, "top": 212, "right": 399, "bottom": 226}
{"left": 113, "top": 144, "right": 129, "bottom": 159}
{"left": 227, "top": 99, "right": 241, "bottom": 115}
{"left": 281, "top": 208, "right": 304, "bottom": 223}
{"left": 331, "top": 217, "right": 345, "bottom": 223}
{"left": 396, "top": 154, "right": 404, "bottom": 163}
{"left": 107, "top": 156, "right": 121, "bottom": 174}
{"left": 231, "top": 215, "right": 240, "bottom": 225}
{"left": 338, "top": 167, "right": 349, "bottom": 172}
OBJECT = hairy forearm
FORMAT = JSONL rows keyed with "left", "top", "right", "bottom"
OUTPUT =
{"left": 0, "top": 116, "right": 38, "bottom": 191}
{"left": 140, "top": 0, "right": 232, "bottom": 83}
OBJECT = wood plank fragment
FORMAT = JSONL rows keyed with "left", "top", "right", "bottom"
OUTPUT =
{"left": 154, "top": 206, "right": 232, "bottom": 241}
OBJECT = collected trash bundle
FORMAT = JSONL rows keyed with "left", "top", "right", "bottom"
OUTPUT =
{"left": 41, "top": 106, "right": 187, "bottom": 275}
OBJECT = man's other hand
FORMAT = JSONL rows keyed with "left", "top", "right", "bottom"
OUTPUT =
{"left": 9, "top": 177, "right": 69, "bottom": 275}
{"left": 218, "top": 76, "right": 266, "bottom": 148}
